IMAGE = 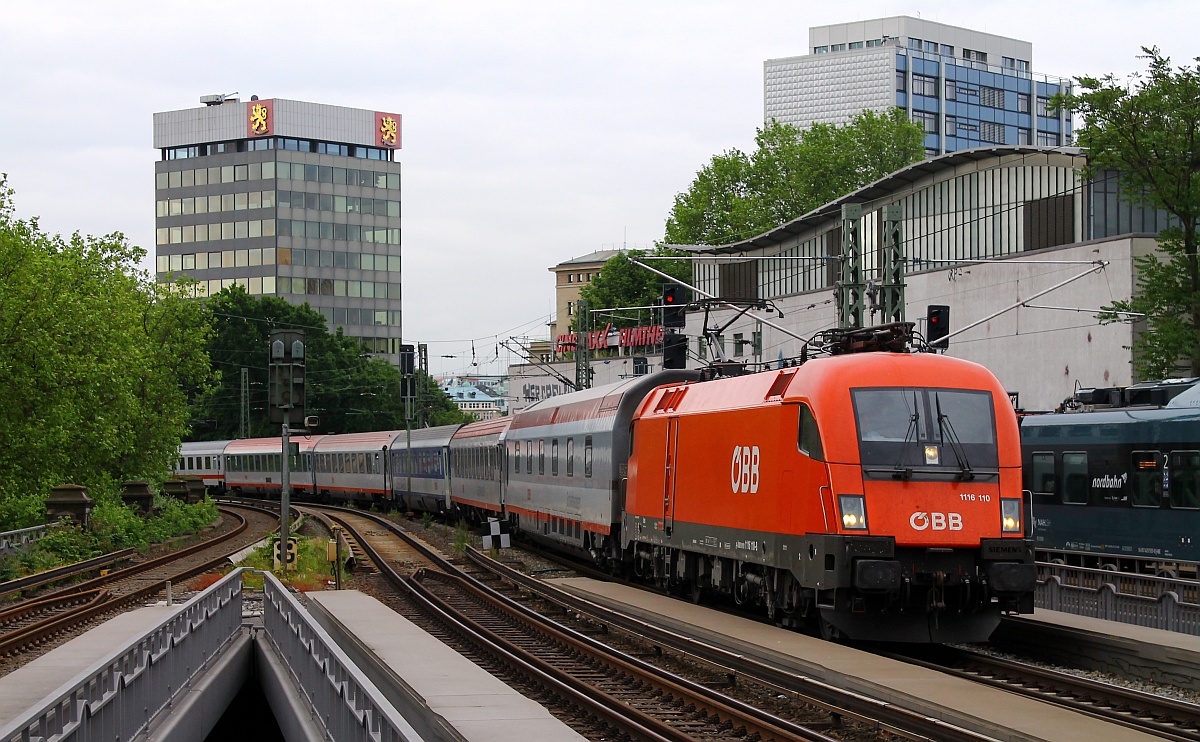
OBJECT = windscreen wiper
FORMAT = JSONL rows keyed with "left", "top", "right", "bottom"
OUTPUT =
{"left": 892, "top": 391, "right": 919, "bottom": 480}
{"left": 935, "top": 393, "right": 974, "bottom": 481}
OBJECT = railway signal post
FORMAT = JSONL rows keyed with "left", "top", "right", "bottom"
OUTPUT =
{"left": 270, "top": 329, "right": 306, "bottom": 571}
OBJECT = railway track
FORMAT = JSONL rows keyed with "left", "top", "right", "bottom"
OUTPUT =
{"left": 307, "top": 505, "right": 1007, "bottom": 741}
{"left": 0, "top": 504, "right": 278, "bottom": 657}
{"left": 893, "top": 646, "right": 1200, "bottom": 742}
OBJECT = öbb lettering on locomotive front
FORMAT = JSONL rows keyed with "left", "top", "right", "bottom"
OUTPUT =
{"left": 909, "top": 511, "right": 964, "bottom": 531}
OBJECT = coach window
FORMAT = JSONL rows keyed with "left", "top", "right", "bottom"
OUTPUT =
{"left": 584, "top": 435, "right": 593, "bottom": 478}
{"left": 1131, "top": 451, "right": 1163, "bottom": 507}
{"left": 797, "top": 404, "right": 824, "bottom": 460}
{"left": 1030, "top": 452, "right": 1056, "bottom": 495}
{"left": 566, "top": 438, "right": 575, "bottom": 477}
{"left": 1062, "top": 452, "right": 1089, "bottom": 504}
{"left": 539, "top": 440, "right": 545, "bottom": 475}
{"left": 1170, "top": 451, "right": 1200, "bottom": 508}
{"left": 552, "top": 439, "right": 559, "bottom": 476}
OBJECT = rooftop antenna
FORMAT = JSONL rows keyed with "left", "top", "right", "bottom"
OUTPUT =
{"left": 201, "top": 92, "right": 240, "bottom": 106}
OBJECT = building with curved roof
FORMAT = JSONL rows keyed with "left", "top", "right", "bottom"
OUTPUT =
{"left": 671, "top": 146, "right": 1171, "bottom": 410}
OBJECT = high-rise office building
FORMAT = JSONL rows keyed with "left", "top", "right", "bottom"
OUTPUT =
{"left": 764, "top": 17, "right": 1072, "bottom": 156}
{"left": 153, "top": 96, "right": 404, "bottom": 363}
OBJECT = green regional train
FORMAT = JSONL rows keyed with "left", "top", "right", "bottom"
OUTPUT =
{"left": 1020, "top": 379, "right": 1200, "bottom": 575}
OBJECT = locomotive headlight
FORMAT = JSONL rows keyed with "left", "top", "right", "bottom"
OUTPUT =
{"left": 924, "top": 445, "right": 940, "bottom": 465}
{"left": 839, "top": 495, "right": 868, "bottom": 531}
{"left": 1001, "top": 497, "right": 1022, "bottom": 534}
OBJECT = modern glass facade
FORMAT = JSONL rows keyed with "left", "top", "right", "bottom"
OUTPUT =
{"left": 764, "top": 17, "right": 1072, "bottom": 157}
{"left": 153, "top": 99, "right": 404, "bottom": 362}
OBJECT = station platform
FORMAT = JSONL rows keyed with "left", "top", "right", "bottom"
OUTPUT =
{"left": 549, "top": 577, "right": 1161, "bottom": 742}
{"left": 0, "top": 605, "right": 176, "bottom": 723}
{"left": 996, "top": 608, "right": 1200, "bottom": 691}
{"left": 307, "top": 590, "right": 586, "bottom": 742}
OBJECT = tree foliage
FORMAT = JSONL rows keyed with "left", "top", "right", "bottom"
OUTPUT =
{"left": 190, "top": 287, "right": 471, "bottom": 439}
{"left": 574, "top": 247, "right": 691, "bottom": 330}
{"left": 0, "top": 177, "right": 211, "bottom": 528}
{"left": 1064, "top": 49, "right": 1200, "bottom": 378}
{"left": 664, "top": 110, "right": 925, "bottom": 246}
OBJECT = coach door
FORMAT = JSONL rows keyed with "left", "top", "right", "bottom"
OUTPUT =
{"left": 662, "top": 417, "right": 680, "bottom": 534}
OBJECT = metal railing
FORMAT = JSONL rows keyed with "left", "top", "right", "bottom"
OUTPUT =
{"left": 0, "top": 568, "right": 244, "bottom": 742}
{"left": 262, "top": 572, "right": 424, "bottom": 742}
{"left": 0, "top": 525, "right": 49, "bottom": 558}
{"left": 1036, "top": 562, "right": 1200, "bottom": 635}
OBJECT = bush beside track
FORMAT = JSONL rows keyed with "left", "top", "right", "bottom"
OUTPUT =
{"left": 0, "top": 497, "right": 219, "bottom": 582}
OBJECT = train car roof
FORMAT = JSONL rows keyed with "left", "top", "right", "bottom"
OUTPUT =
{"left": 453, "top": 417, "right": 512, "bottom": 440}
{"left": 511, "top": 370, "right": 699, "bottom": 430}
{"left": 1021, "top": 405, "right": 1200, "bottom": 445}
{"left": 404, "top": 424, "right": 462, "bottom": 447}
{"left": 225, "top": 435, "right": 326, "bottom": 453}
{"left": 312, "top": 430, "right": 406, "bottom": 452}
{"left": 636, "top": 353, "right": 1009, "bottom": 418}
{"left": 180, "top": 440, "right": 232, "bottom": 455}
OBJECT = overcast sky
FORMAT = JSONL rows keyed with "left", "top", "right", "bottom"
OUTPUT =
{"left": 2, "top": 0, "right": 1196, "bottom": 376}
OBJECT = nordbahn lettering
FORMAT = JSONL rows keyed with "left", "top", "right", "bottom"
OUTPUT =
{"left": 731, "top": 446, "right": 760, "bottom": 493}
{"left": 909, "top": 511, "right": 963, "bottom": 531}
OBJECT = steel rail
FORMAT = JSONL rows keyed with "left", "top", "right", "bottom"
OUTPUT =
{"left": 896, "top": 647, "right": 1200, "bottom": 742}
{"left": 314, "top": 505, "right": 843, "bottom": 741}
{"left": 313, "top": 508, "right": 692, "bottom": 741}
{"left": 464, "top": 546, "right": 998, "bottom": 742}
{"left": 0, "top": 549, "right": 137, "bottom": 601}
{"left": 0, "top": 504, "right": 275, "bottom": 656}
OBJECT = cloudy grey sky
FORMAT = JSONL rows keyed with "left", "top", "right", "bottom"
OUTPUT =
{"left": 2, "top": 0, "right": 1195, "bottom": 376}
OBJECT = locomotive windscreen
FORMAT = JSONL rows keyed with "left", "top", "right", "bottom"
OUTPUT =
{"left": 852, "top": 388, "right": 999, "bottom": 477}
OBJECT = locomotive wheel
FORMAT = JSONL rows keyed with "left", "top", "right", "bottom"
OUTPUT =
{"left": 818, "top": 616, "right": 842, "bottom": 642}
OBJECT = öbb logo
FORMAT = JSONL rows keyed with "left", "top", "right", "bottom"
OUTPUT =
{"left": 731, "top": 446, "right": 760, "bottom": 493}
{"left": 909, "top": 512, "right": 963, "bottom": 531}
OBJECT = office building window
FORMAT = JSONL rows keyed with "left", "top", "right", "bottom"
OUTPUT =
{"left": 912, "top": 74, "right": 938, "bottom": 97}
{"left": 1017, "top": 93, "right": 1030, "bottom": 113}
{"left": 911, "top": 110, "right": 938, "bottom": 133}
{"left": 866, "top": 38, "right": 884, "bottom": 47}
{"left": 813, "top": 46, "right": 828, "bottom": 54}
{"left": 1003, "top": 57, "right": 1016, "bottom": 69}
{"left": 924, "top": 40, "right": 938, "bottom": 53}
{"left": 945, "top": 116, "right": 957, "bottom": 135}
{"left": 940, "top": 44, "right": 954, "bottom": 57}
{"left": 830, "top": 43, "right": 846, "bottom": 52}
{"left": 1038, "top": 131, "right": 1060, "bottom": 146}
{"left": 1017, "top": 60, "right": 1030, "bottom": 73}
{"left": 962, "top": 48, "right": 987, "bottom": 63}
{"left": 980, "top": 86, "right": 1004, "bottom": 108}
{"left": 980, "top": 121, "right": 1004, "bottom": 143}
{"left": 1036, "top": 96, "right": 1053, "bottom": 117}
{"left": 908, "top": 37, "right": 923, "bottom": 50}
{"left": 896, "top": 72, "right": 907, "bottom": 92}
{"left": 1018, "top": 128, "right": 1031, "bottom": 145}
{"left": 848, "top": 41, "right": 864, "bottom": 49}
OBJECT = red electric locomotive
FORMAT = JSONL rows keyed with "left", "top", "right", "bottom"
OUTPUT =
{"left": 623, "top": 351, "right": 1034, "bottom": 643}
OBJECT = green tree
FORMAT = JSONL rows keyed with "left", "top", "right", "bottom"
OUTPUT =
{"left": 575, "top": 247, "right": 691, "bottom": 330}
{"left": 0, "top": 177, "right": 211, "bottom": 528}
{"left": 1064, "top": 49, "right": 1200, "bottom": 378}
{"left": 192, "top": 287, "right": 470, "bottom": 437}
{"left": 664, "top": 110, "right": 925, "bottom": 245}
